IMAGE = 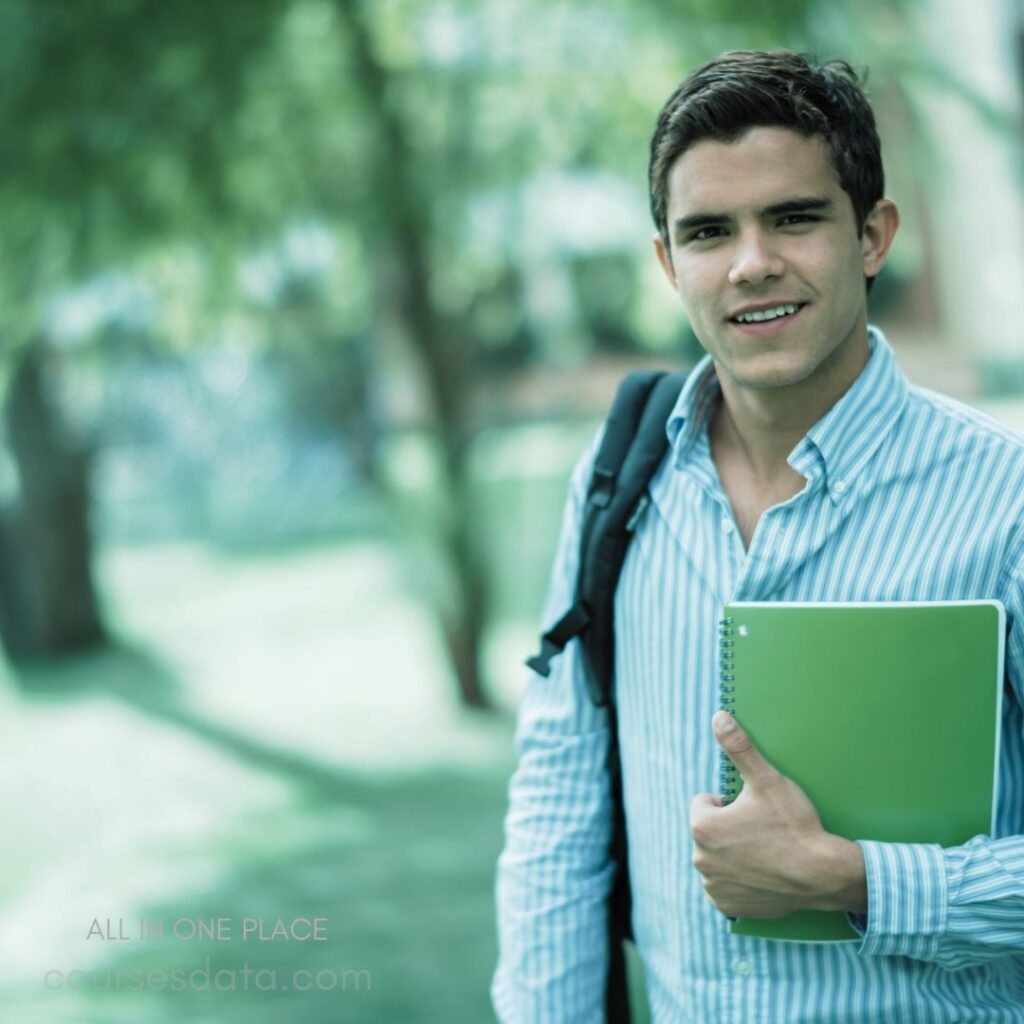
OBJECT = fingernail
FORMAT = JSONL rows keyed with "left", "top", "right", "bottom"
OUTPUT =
{"left": 716, "top": 712, "right": 735, "bottom": 732}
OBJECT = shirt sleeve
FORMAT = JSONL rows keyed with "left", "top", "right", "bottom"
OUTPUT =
{"left": 491, "top": 437, "right": 616, "bottom": 1023}
{"left": 848, "top": 548, "right": 1024, "bottom": 970}
{"left": 849, "top": 835, "right": 1024, "bottom": 968}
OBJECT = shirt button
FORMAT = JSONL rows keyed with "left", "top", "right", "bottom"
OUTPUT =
{"left": 721, "top": 518, "right": 734, "bottom": 534}
{"left": 734, "top": 958, "right": 752, "bottom": 976}
{"left": 833, "top": 479, "right": 847, "bottom": 494}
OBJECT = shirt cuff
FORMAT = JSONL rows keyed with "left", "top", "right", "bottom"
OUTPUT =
{"left": 852, "top": 840, "right": 948, "bottom": 960}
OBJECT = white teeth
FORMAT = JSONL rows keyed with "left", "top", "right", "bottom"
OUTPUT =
{"left": 735, "top": 304, "right": 800, "bottom": 323}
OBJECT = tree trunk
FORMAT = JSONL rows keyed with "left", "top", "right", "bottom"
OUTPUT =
{"left": 337, "top": 0, "right": 493, "bottom": 709}
{"left": 0, "top": 342, "right": 105, "bottom": 659}
{"left": 438, "top": 455, "right": 490, "bottom": 709}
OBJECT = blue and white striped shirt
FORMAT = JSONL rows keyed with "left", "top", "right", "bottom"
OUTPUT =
{"left": 493, "top": 327, "right": 1024, "bottom": 1022}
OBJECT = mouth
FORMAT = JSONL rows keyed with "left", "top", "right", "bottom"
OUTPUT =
{"left": 727, "top": 302, "right": 808, "bottom": 336}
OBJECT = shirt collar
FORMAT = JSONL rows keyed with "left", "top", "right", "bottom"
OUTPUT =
{"left": 665, "top": 326, "right": 909, "bottom": 503}
{"left": 665, "top": 350, "right": 718, "bottom": 458}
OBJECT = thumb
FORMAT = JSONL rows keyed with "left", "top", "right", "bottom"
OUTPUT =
{"left": 712, "top": 711, "right": 777, "bottom": 788}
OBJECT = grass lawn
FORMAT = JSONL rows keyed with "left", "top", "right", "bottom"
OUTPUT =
{"left": 0, "top": 539, "right": 523, "bottom": 1023}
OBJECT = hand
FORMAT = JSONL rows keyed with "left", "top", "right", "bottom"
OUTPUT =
{"left": 689, "top": 711, "right": 867, "bottom": 919}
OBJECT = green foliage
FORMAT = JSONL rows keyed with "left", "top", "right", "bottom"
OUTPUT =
{"left": 0, "top": 0, "right": 976, "bottom": 362}
{"left": 0, "top": 0, "right": 285, "bottom": 349}
{"left": 0, "top": 1, "right": 283, "bottom": 231}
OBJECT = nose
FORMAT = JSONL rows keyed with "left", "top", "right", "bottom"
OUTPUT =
{"left": 728, "top": 227, "right": 785, "bottom": 287}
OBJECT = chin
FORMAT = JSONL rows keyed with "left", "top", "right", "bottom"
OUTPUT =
{"left": 729, "top": 354, "right": 819, "bottom": 391}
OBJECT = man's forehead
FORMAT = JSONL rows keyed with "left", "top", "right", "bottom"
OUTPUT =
{"left": 665, "top": 127, "right": 842, "bottom": 216}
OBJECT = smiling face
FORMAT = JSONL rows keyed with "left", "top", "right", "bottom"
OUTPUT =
{"left": 653, "top": 126, "right": 898, "bottom": 406}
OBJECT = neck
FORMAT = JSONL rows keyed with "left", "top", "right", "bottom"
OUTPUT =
{"left": 712, "top": 323, "right": 870, "bottom": 481}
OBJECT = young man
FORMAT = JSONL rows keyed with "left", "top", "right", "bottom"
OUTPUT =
{"left": 493, "top": 50, "right": 1024, "bottom": 1021}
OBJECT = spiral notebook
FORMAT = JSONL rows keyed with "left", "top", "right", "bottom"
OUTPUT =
{"left": 718, "top": 600, "right": 1005, "bottom": 942}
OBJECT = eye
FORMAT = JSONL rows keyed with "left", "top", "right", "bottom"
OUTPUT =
{"left": 689, "top": 226, "right": 725, "bottom": 242}
{"left": 779, "top": 214, "right": 819, "bottom": 227}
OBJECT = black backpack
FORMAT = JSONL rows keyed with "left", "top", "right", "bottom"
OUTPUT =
{"left": 526, "top": 369, "right": 687, "bottom": 1023}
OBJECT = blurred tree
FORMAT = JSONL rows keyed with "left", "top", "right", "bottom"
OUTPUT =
{"left": 0, "top": 340, "right": 103, "bottom": 656}
{"left": 332, "top": 0, "right": 493, "bottom": 706}
{"left": 0, "top": 0, "right": 286, "bottom": 659}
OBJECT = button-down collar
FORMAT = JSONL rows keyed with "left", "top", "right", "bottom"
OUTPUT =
{"left": 665, "top": 326, "right": 910, "bottom": 504}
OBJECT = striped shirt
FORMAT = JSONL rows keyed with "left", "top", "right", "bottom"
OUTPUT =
{"left": 493, "top": 327, "right": 1024, "bottom": 1022}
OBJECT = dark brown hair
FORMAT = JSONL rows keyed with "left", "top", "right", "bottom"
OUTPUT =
{"left": 649, "top": 50, "right": 884, "bottom": 248}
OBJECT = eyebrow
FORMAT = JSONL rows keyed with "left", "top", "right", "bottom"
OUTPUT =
{"left": 673, "top": 196, "right": 835, "bottom": 236}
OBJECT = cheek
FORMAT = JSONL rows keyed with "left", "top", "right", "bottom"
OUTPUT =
{"left": 675, "top": 262, "right": 721, "bottom": 312}
{"left": 827, "top": 254, "right": 869, "bottom": 312}
{"left": 815, "top": 237, "right": 865, "bottom": 290}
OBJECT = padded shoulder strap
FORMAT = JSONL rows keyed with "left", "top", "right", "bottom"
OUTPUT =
{"left": 576, "top": 372, "right": 684, "bottom": 705}
{"left": 525, "top": 372, "right": 665, "bottom": 680}
{"left": 586, "top": 372, "right": 667, "bottom": 509}
{"left": 526, "top": 370, "right": 685, "bottom": 703}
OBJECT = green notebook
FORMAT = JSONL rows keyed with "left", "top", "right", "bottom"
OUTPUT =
{"left": 718, "top": 600, "right": 1005, "bottom": 942}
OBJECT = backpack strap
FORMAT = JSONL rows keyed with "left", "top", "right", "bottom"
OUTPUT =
{"left": 526, "top": 370, "right": 685, "bottom": 704}
{"left": 524, "top": 368, "right": 687, "bottom": 1023}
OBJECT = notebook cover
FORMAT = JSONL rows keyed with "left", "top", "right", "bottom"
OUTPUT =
{"left": 720, "top": 601, "right": 1005, "bottom": 942}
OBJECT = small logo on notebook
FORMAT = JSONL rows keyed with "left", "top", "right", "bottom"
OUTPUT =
{"left": 738, "top": 625, "right": 749, "bottom": 636}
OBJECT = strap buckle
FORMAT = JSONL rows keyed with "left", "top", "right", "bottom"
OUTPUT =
{"left": 525, "top": 602, "right": 592, "bottom": 676}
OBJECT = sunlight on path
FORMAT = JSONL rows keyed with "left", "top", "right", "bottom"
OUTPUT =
{"left": 99, "top": 541, "right": 517, "bottom": 771}
{"left": 0, "top": 540, "right": 518, "bottom": 1023}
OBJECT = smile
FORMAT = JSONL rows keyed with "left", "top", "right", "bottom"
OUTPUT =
{"left": 728, "top": 303, "right": 807, "bottom": 335}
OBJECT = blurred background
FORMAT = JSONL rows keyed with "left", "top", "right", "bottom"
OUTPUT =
{"left": 0, "top": 0, "right": 1021, "bottom": 1021}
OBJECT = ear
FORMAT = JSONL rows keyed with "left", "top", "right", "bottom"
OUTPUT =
{"left": 860, "top": 198, "right": 900, "bottom": 279}
{"left": 653, "top": 232, "right": 678, "bottom": 289}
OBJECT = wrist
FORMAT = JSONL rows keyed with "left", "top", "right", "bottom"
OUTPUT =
{"left": 810, "top": 834, "right": 868, "bottom": 914}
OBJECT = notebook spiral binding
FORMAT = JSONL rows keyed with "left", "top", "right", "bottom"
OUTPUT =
{"left": 718, "top": 616, "right": 739, "bottom": 804}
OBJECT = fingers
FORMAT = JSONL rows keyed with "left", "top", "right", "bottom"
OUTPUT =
{"left": 691, "top": 791, "right": 723, "bottom": 813}
{"left": 712, "top": 710, "right": 776, "bottom": 787}
{"left": 689, "top": 794, "right": 720, "bottom": 854}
